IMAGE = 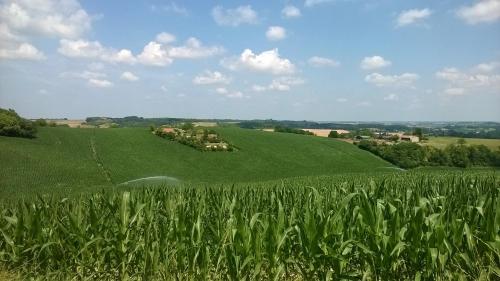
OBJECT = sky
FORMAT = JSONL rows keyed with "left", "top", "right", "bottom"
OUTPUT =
{"left": 0, "top": 0, "right": 499, "bottom": 121}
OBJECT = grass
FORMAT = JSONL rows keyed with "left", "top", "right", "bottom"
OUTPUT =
{"left": 423, "top": 136, "right": 500, "bottom": 150}
{"left": 0, "top": 171, "right": 498, "bottom": 280}
{"left": 0, "top": 127, "right": 394, "bottom": 198}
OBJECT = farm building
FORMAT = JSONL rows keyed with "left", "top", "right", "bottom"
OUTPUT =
{"left": 162, "top": 128, "right": 175, "bottom": 133}
{"left": 400, "top": 135, "right": 419, "bottom": 143}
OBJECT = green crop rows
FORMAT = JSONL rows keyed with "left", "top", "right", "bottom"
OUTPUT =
{"left": 1, "top": 172, "right": 499, "bottom": 280}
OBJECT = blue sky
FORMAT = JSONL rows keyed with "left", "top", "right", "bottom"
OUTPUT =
{"left": 0, "top": 0, "right": 499, "bottom": 121}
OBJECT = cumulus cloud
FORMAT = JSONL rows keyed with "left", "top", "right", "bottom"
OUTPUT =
{"left": 155, "top": 32, "right": 176, "bottom": 44}
{"left": 0, "top": 23, "right": 45, "bottom": 60}
{"left": 88, "top": 78, "right": 113, "bottom": 88}
{"left": 193, "top": 71, "right": 230, "bottom": 85}
{"left": 212, "top": 5, "right": 258, "bottom": 26}
{"left": 0, "top": 0, "right": 91, "bottom": 39}
{"left": 58, "top": 34, "right": 223, "bottom": 66}
{"left": 308, "top": 56, "right": 339, "bottom": 67}
{"left": 120, "top": 71, "right": 139, "bottom": 81}
{"left": 365, "top": 72, "right": 419, "bottom": 87}
{"left": 222, "top": 48, "right": 295, "bottom": 75}
{"left": 436, "top": 65, "right": 500, "bottom": 95}
{"left": 252, "top": 76, "right": 304, "bottom": 92}
{"left": 396, "top": 8, "right": 432, "bottom": 27}
{"left": 266, "top": 26, "right": 286, "bottom": 41}
{"left": 137, "top": 41, "right": 172, "bottom": 66}
{"left": 0, "top": 42, "right": 45, "bottom": 60}
{"left": 168, "top": 37, "right": 224, "bottom": 59}
{"left": 473, "top": 61, "right": 500, "bottom": 73}
{"left": 282, "top": 5, "right": 301, "bottom": 18}
{"left": 457, "top": 0, "right": 500, "bottom": 24}
{"left": 361, "top": 56, "right": 391, "bottom": 70}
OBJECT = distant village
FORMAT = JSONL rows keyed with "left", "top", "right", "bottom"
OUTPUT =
{"left": 269, "top": 128, "right": 421, "bottom": 144}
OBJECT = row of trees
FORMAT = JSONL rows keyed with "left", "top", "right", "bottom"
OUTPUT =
{"left": 0, "top": 108, "right": 37, "bottom": 138}
{"left": 274, "top": 126, "right": 314, "bottom": 135}
{"left": 358, "top": 140, "right": 500, "bottom": 169}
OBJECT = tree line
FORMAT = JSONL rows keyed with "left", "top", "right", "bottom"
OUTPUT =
{"left": 357, "top": 140, "right": 500, "bottom": 169}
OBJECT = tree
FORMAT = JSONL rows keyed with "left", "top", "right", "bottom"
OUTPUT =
{"left": 413, "top": 127, "right": 423, "bottom": 139}
{"left": 445, "top": 144, "right": 470, "bottom": 168}
{"left": 0, "top": 108, "right": 37, "bottom": 138}
{"left": 328, "top": 130, "right": 339, "bottom": 138}
{"left": 34, "top": 119, "right": 47, "bottom": 127}
{"left": 457, "top": 138, "right": 467, "bottom": 145}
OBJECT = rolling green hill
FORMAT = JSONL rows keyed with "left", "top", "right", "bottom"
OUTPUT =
{"left": 0, "top": 127, "right": 394, "bottom": 197}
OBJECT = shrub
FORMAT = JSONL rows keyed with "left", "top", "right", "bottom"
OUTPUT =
{"left": 0, "top": 108, "right": 37, "bottom": 138}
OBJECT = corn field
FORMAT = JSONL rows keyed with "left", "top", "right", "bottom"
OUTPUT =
{"left": 1, "top": 172, "right": 499, "bottom": 280}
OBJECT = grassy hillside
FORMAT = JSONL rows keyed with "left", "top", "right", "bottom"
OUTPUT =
{"left": 0, "top": 127, "right": 393, "bottom": 197}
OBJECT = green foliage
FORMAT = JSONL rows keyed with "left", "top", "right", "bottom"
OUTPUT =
{"left": 0, "top": 108, "right": 36, "bottom": 138}
{"left": 0, "top": 172, "right": 498, "bottom": 280}
{"left": 274, "top": 126, "right": 314, "bottom": 135}
{"left": 328, "top": 130, "right": 339, "bottom": 138}
{"left": 0, "top": 127, "right": 392, "bottom": 198}
{"left": 34, "top": 119, "right": 47, "bottom": 127}
{"left": 358, "top": 140, "right": 500, "bottom": 169}
{"left": 154, "top": 127, "right": 234, "bottom": 152}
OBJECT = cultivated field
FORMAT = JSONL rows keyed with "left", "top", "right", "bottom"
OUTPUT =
{"left": 0, "top": 172, "right": 498, "bottom": 280}
{"left": 0, "top": 127, "right": 393, "bottom": 199}
{"left": 423, "top": 137, "right": 500, "bottom": 150}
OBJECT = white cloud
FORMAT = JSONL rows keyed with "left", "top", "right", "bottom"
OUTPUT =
{"left": 308, "top": 56, "right": 340, "bottom": 67}
{"left": 305, "top": 0, "right": 334, "bottom": 7}
{"left": 473, "top": 61, "right": 499, "bottom": 73}
{"left": 58, "top": 39, "right": 137, "bottom": 64}
{"left": 58, "top": 34, "right": 222, "bottom": 66}
{"left": 383, "top": 94, "right": 399, "bottom": 101}
{"left": 361, "top": 56, "right": 391, "bottom": 70}
{"left": 222, "top": 48, "right": 296, "bottom": 75}
{"left": 396, "top": 8, "right": 432, "bottom": 27}
{"left": 336, "top": 98, "right": 348, "bottom": 103}
{"left": 193, "top": 71, "right": 230, "bottom": 85}
{"left": 436, "top": 65, "right": 500, "bottom": 95}
{"left": 282, "top": 5, "right": 301, "bottom": 18}
{"left": 168, "top": 37, "right": 224, "bottom": 59}
{"left": 266, "top": 26, "right": 286, "bottom": 41}
{"left": 103, "top": 49, "right": 136, "bottom": 64}
{"left": 0, "top": 42, "right": 45, "bottom": 60}
{"left": 457, "top": 0, "right": 500, "bottom": 24}
{"left": 153, "top": 2, "right": 189, "bottom": 16}
{"left": 155, "top": 32, "right": 176, "bottom": 44}
{"left": 252, "top": 76, "right": 304, "bottom": 92}
{"left": 58, "top": 39, "right": 103, "bottom": 58}
{"left": 365, "top": 72, "right": 419, "bottom": 87}
{"left": 120, "top": 71, "right": 139, "bottom": 82}
{"left": 212, "top": 5, "right": 258, "bottom": 26}
{"left": 0, "top": 0, "right": 92, "bottom": 39}
{"left": 88, "top": 78, "right": 113, "bottom": 88}
{"left": 137, "top": 41, "right": 172, "bottom": 66}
